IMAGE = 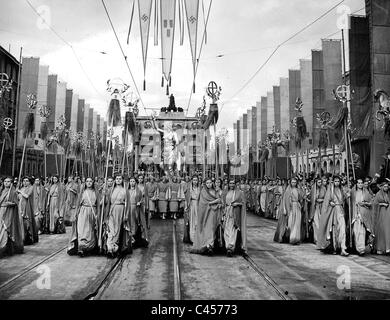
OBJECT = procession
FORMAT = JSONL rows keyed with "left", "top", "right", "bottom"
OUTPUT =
{"left": 1, "top": 0, "right": 390, "bottom": 305}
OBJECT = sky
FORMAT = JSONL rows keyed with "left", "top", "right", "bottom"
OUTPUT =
{"left": 0, "top": 0, "right": 365, "bottom": 140}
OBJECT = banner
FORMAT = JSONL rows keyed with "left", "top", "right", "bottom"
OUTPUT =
{"left": 160, "top": 0, "right": 176, "bottom": 83}
{"left": 138, "top": 0, "right": 153, "bottom": 90}
{"left": 184, "top": 0, "right": 199, "bottom": 79}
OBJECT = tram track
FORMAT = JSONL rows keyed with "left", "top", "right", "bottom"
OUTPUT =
{"left": 243, "top": 253, "right": 292, "bottom": 300}
{"left": 86, "top": 219, "right": 182, "bottom": 300}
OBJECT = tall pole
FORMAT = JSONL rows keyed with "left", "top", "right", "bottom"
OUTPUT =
{"left": 12, "top": 47, "right": 22, "bottom": 177}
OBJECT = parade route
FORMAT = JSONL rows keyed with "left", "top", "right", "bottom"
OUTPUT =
{"left": 1, "top": 213, "right": 390, "bottom": 300}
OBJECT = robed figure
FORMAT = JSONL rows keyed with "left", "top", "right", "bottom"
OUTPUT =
{"left": 309, "top": 179, "right": 327, "bottom": 244}
{"left": 46, "top": 177, "right": 65, "bottom": 234}
{"left": 0, "top": 180, "right": 24, "bottom": 257}
{"left": 67, "top": 178, "right": 100, "bottom": 256}
{"left": 373, "top": 182, "right": 390, "bottom": 254}
{"left": 222, "top": 182, "right": 248, "bottom": 256}
{"left": 350, "top": 181, "right": 375, "bottom": 255}
{"left": 128, "top": 178, "right": 148, "bottom": 248}
{"left": 18, "top": 180, "right": 39, "bottom": 245}
{"left": 63, "top": 177, "right": 79, "bottom": 226}
{"left": 183, "top": 177, "right": 200, "bottom": 244}
{"left": 32, "top": 179, "right": 47, "bottom": 234}
{"left": 191, "top": 180, "right": 222, "bottom": 255}
{"left": 273, "top": 178, "right": 303, "bottom": 244}
{"left": 317, "top": 178, "right": 349, "bottom": 256}
{"left": 106, "top": 177, "right": 132, "bottom": 257}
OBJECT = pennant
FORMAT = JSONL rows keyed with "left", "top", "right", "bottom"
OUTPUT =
{"left": 179, "top": 0, "right": 185, "bottom": 45}
{"left": 126, "top": 0, "right": 135, "bottom": 45}
{"left": 154, "top": 0, "right": 159, "bottom": 46}
{"left": 184, "top": 0, "right": 199, "bottom": 91}
{"left": 201, "top": 0, "right": 207, "bottom": 44}
{"left": 138, "top": 0, "right": 153, "bottom": 90}
{"left": 160, "top": 0, "right": 176, "bottom": 83}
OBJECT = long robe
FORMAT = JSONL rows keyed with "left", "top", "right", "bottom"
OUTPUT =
{"left": 286, "top": 187, "right": 303, "bottom": 245}
{"left": 145, "top": 181, "right": 157, "bottom": 213}
{"left": 67, "top": 188, "right": 100, "bottom": 254}
{"left": 222, "top": 189, "right": 248, "bottom": 254}
{"left": 129, "top": 186, "right": 148, "bottom": 246}
{"left": 168, "top": 182, "right": 181, "bottom": 213}
{"left": 18, "top": 185, "right": 38, "bottom": 245}
{"left": 273, "top": 185, "right": 283, "bottom": 220}
{"left": 64, "top": 181, "right": 78, "bottom": 226}
{"left": 191, "top": 187, "right": 222, "bottom": 253}
{"left": 317, "top": 185, "right": 347, "bottom": 252}
{"left": 47, "top": 183, "right": 65, "bottom": 234}
{"left": 266, "top": 185, "right": 275, "bottom": 218}
{"left": 373, "top": 189, "right": 390, "bottom": 254}
{"left": 0, "top": 186, "right": 24, "bottom": 257}
{"left": 97, "top": 185, "right": 113, "bottom": 252}
{"left": 351, "top": 188, "right": 374, "bottom": 254}
{"left": 184, "top": 185, "right": 200, "bottom": 244}
{"left": 106, "top": 185, "right": 132, "bottom": 255}
{"left": 310, "top": 184, "right": 327, "bottom": 244}
{"left": 32, "top": 184, "right": 46, "bottom": 233}
{"left": 157, "top": 182, "right": 169, "bottom": 213}
{"left": 260, "top": 185, "right": 268, "bottom": 216}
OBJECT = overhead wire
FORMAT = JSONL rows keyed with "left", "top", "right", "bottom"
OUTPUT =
{"left": 219, "top": 0, "right": 346, "bottom": 114}
{"left": 25, "top": 0, "right": 105, "bottom": 101}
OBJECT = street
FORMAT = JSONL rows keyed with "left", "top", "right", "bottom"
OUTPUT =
{"left": 1, "top": 213, "right": 390, "bottom": 300}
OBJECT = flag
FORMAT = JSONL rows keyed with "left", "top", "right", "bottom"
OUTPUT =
{"left": 138, "top": 0, "right": 153, "bottom": 90}
{"left": 160, "top": 0, "right": 176, "bottom": 94}
{"left": 184, "top": 0, "right": 199, "bottom": 91}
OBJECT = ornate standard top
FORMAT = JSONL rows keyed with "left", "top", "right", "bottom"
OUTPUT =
{"left": 206, "top": 81, "right": 222, "bottom": 104}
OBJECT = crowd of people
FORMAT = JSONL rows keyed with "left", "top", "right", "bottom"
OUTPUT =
{"left": 241, "top": 172, "right": 389, "bottom": 257}
{"left": 1, "top": 170, "right": 389, "bottom": 260}
{"left": 0, "top": 173, "right": 248, "bottom": 259}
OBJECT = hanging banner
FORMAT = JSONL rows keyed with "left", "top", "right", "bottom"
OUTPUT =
{"left": 184, "top": 0, "right": 199, "bottom": 89}
{"left": 138, "top": 0, "right": 153, "bottom": 90}
{"left": 126, "top": 0, "right": 135, "bottom": 44}
{"left": 160, "top": 0, "right": 176, "bottom": 83}
{"left": 179, "top": 0, "right": 185, "bottom": 45}
{"left": 154, "top": 0, "right": 159, "bottom": 46}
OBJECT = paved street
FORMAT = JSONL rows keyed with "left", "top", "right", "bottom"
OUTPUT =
{"left": 1, "top": 213, "right": 390, "bottom": 300}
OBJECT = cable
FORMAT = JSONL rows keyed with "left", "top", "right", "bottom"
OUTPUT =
{"left": 185, "top": 0, "right": 213, "bottom": 116}
{"left": 101, "top": 0, "right": 148, "bottom": 116}
{"left": 220, "top": 0, "right": 346, "bottom": 113}
{"left": 25, "top": 0, "right": 105, "bottom": 101}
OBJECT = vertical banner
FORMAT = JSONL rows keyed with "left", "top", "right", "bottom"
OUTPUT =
{"left": 160, "top": 0, "right": 176, "bottom": 89}
{"left": 126, "top": 0, "right": 135, "bottom": 44}
{"left": 179, "top": 0, "right": 185, "bottom": 45}
{"left": 154, "top": 0, "right": 159, "bottom": 46}
{"left": 184, "top": 0, "right": 199, "bottom": 91}
{"left": 138, "top": 0, "right": 153, "bottom": 90}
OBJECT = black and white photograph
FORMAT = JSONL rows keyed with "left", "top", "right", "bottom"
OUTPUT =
{"left": 0, "top": 0, "right": 390, "bottom": 310}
